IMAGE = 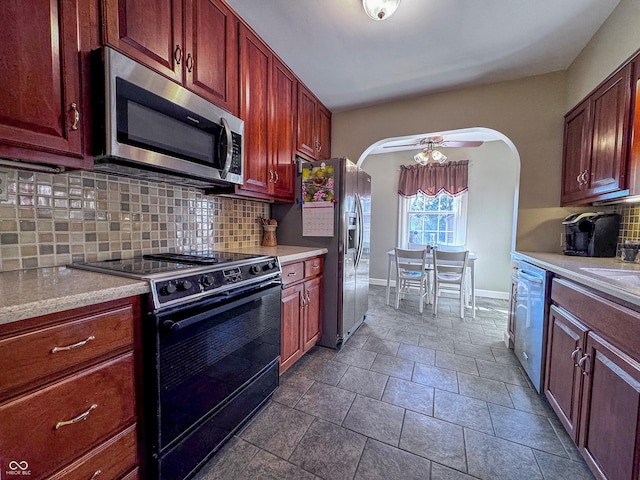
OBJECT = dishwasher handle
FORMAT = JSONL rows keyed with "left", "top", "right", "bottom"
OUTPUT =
{"left": 518, "top": 269, "right": 544, "bottom": 284}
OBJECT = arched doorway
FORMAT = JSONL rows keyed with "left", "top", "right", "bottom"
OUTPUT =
{"left": 357, "top": 127, "right": 521, "bottom": 298}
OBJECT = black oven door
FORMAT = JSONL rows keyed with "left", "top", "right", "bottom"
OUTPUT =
{"left": 144, "top": 281, "right": 281, "bottom": 480}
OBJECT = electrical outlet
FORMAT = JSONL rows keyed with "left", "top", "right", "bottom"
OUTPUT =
{"left": 0, "top": 170, "right": 8, "bottom": 201}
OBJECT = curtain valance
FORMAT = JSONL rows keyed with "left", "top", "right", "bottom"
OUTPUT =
{"left": 398, "top": 160, "right": 469, "bottom": 197}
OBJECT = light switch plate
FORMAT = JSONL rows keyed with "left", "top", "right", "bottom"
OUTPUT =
{"left": 0, "top": 169, "right": 8, "bottom": 201}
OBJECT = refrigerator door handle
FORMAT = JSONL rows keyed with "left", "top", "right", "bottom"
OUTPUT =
{"left": 355, "top": 193, "right": 364, "bottom": 268}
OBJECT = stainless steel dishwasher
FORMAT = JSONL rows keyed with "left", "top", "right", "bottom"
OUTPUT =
{"left": 514, "top": 260, "right": 550, "bottom": 392}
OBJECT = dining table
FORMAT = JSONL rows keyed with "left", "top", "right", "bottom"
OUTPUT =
{"left": 386, "top": 249, "right": 478, "bottom": 318}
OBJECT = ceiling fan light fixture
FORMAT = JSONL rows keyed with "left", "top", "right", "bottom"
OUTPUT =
{"left": 414, "top": 151, "right": 429, "bottom": 165}
{"left": 431, "top": 149, "right": 447, "bottom": 163}
{"left": 362, "top": 0, "right": 401, "bottom": 21}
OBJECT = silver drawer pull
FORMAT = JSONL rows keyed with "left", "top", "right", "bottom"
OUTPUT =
{"left": 55, "top": 404, "right": 98, "bottom": 429}
{"left": 90, "top": 470, "right": 102, "bottom": 480}
{"left": 51, "top": 336, "right": 95, "bottom": 353}
{"left": 287, "top": 272, "right": 298, "bottom": 276}
{"left": 312, "top": 265, "right": 320, "bottom": 269}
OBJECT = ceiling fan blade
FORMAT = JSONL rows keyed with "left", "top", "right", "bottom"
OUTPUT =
{"left": 382, "top": 143, "right": 420, "bottom": 148}
{"left": 442, "top": 141, "right": 483, "bottom": 147}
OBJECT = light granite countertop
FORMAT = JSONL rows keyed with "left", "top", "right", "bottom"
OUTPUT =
{"left": 0, "top": 245, "right": 327, "bottom": 327}
{"left": 0, "top": 267, "right": 150, "bottom": 326}
{"left": 514, "top": 251, "right": 640, "bottom": 308}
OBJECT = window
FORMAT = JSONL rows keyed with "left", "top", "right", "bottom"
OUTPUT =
{"left": 398, "top": 191, "right": 468, "bottom": 247}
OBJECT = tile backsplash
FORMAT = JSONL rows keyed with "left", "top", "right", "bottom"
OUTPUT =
{"left": 0, "top": 169, "right": 270, "bottom": 272}
{"left": 619, "top": 204, "right": 640, "bottom": 247}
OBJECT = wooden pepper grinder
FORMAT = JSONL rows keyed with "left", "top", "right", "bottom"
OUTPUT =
{"left": 262, "top": 219, "right": 278, "bottom": 247}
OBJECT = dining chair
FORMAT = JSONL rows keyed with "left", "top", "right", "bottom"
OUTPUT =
{"left": 432, "top": 249, "right": 469, "bottom": 318}
{"left": 394, "top": 248, "right": 432, "bottom": 313}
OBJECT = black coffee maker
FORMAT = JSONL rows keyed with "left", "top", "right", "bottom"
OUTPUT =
{"left": 563, "top": 212, "right": 621, "bottom": 257}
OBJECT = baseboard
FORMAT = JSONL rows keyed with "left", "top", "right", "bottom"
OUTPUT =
{"left": 369, "top": 278, "right": 509, "bottom": 300}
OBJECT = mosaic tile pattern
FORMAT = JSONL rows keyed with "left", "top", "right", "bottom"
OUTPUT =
{"left": 619, "top": 204, "right": 640, "bottom": 249}
{"left": 0, "top": 169, "right": 270, "bottom": 271}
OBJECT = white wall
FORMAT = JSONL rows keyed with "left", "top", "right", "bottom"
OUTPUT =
{"left": 363, "top": 141, "right": 517, "bottom": 295}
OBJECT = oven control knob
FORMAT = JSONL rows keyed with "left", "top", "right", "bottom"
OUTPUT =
{"left": 265, "top": 261, "right": 277, "bottom": 270}
{"left": 202, "top": 274, "right": 214, "bottom": 286}
{"left": 162, "top": 282, "right": 177, "bottom": 295}
{"left": 177, "top": 279, "right": 192, "bottom": 291}
{"left": 250, "top": 265, "right": 261, "bottom": 275}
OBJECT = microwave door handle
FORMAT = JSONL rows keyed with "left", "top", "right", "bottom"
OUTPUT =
{"left": 220, "top": 117, "right": 233, "bottom": 180}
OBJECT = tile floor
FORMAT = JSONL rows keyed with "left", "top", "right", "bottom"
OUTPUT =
{"left": 193, "top": 285, "right": 595, "bottom": 480}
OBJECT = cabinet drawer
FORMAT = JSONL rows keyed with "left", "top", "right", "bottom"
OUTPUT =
{"left": 0, "top": 304, "right": 135, "bottom": 397}
{"left": 0, "top": 353, "right": 136, "bottom": 480}
{"left": 46, "top": 424, "right": 137, "bottom": 480}
{"left": 281, "top": 262, "right": 304, "bottom": 285}
{"left": 551, "top": 278, "right": 640, "bottom": 362}
{"left": 304, "top": 257, "right": 324, "bottom": 279}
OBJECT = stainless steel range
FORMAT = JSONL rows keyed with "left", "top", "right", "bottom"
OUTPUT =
{"left": 71, "top": 252, "right": 282, "bottom": 480}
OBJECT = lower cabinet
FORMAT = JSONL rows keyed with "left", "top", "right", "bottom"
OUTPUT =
{"left": 0, "top": 297, "right": 140, "bottom": 480}
{"left": 545, "top": 278, "right": 640, "bottom": 480}
{"left": 280, "top": 256, "right": 324, "bottom": 374}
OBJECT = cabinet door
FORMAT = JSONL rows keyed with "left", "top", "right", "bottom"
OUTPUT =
{"left": 103, "top": 0, "right": 183, "bottom": 83}
{"left": 583, "top": 65, "right": 632, "bottom": 198}
{"left": 561, "top": 100, "right": 590, "bottom": 205}
{"left": 184, "top": 0, "right": 239, "bottom": 115}
{"left": 270, "top": 57, "right": 296, "bottom": 201}
{"left": 0, "top": 0, "right": 85, "bottom": 166}
{"left": 317, "top": 103, "right": 332, "bottom": 160}
{"left": 297, "top": 83, "right": 317, "bottom": 159}
{"left": 578, "top": 332, "right": 640, "bottom": 480}
{"left": 239, "top": 25, "right": 271, "bottom": 196}
{"left": 303, "top": 276, "right": 323, "bottom": 351}
{"left": 280, "top": 283, "right": 304, "bottom": 374}
{"left": 544, "top": 305, "right": 588, "bottom": 441}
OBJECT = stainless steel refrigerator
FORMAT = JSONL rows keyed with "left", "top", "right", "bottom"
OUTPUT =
{"left": 272, "top": 157, "right": 371, "bottom": 349}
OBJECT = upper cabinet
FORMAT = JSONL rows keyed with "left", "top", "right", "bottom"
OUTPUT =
{"left": 561, "top": 61, "right": 634, "bottom": 205}
{"left": 237, "top": 26, "right": 296, "bottom": 202}
{"left": 297, "top": 84, "right": 332, "bottom": 161}
{"left": 104, "top": 0, "right": 239, "bottom": 115}
{"left": 0, "top": 0, "right": 89, "bottom": 169}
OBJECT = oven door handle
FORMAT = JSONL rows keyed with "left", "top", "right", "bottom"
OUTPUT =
{"left": 158, "top": 281, "right": 282, "bottom": 333}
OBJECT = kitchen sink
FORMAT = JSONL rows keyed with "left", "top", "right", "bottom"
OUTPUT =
{"left": 580, "top": 267, "right": 640, "bottom": 286}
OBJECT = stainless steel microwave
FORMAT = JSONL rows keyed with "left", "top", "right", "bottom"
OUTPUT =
{"left": 93, "top": 47, "right": 244, "bottom": 188}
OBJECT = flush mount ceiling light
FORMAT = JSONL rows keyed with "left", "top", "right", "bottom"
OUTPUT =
{"left": 362, "top": 0, "right": 401, "bottom": 21}
{"left": 414, "top": 142, "right": 448, "bottom": 165}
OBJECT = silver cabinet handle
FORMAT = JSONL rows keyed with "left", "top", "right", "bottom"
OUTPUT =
{"left": 306, "top": 293, "right": 311, "bottom": 304}
{"left": 268, "top": 170, "right": 274, "bottom": 183}
{"left": 70, "top": 103, "right": 80, "bottom": 130}
{"left": 186, "top": 53, "right": 194, "bottom": 73}
{"left": 55, "top": 404, "right": 98, "bottom": 429}
{"left": 51, "top": 335, "right": 95, "bottom": 353}
{"left": 90, "top": 470, "right": 102, "bottom": 480}
{"left": 577, "top": 354, "right": 590, "bottom": 376}
{"left": 312, "top": 264, "right": 320, "bottom": 270}
{"left": 301, "top": 293, "right": 307, "bottom": 307}
{"left": 174, "top": 44, "right": 182, "bottom": 65}
{"left": 274, "top": 171, "right": 279, "bottom": 183}
{"left": 571, "top": 347, "right": 582, "bottom": 366}
{"left": 287, "top": 272, "right": 297, "bottom": 277}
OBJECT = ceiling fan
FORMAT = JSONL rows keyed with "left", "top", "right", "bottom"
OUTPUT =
{"left": 384, "top": 135, "right": 484, "bottom": 150}
{"left": 385, "top": 136, "right": 483, "bottom": 164}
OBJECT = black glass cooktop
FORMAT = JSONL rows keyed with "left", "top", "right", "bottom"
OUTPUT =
{"left": 71, "top": 251, "right": 263, "bottom": 277}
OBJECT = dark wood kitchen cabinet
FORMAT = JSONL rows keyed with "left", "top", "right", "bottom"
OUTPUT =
{"left": 279, "top": 256, "right": 324, "bottom": 374}
{"left": 0, "top": 0, "right": 90, "bottom": 169}
{"left": 544, "top": 278, "right": 640, "bottom": 479}
{"left": 0, "top": 297, "right": 140, "bottom": 480}
{"left": 297, "top": 83, "right": 332, "bottom": 161}
{"left": 238, "top": 25, "right": 295, "bottom": 202}
{"left": 104, "top": 0, "right": 239, "bottom": 114}
{"left": 561, "top": 61, "right": 633, "bottom": 205}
